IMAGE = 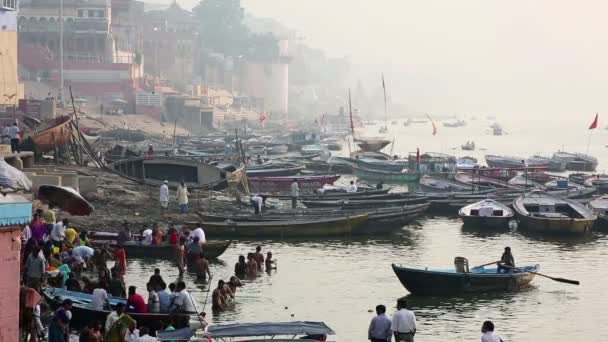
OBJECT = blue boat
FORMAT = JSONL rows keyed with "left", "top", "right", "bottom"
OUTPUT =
{"left": 391, "top": 263, "right": 539, "bottom": 296}
{"left": 42, "top": 287, "right": 192, "bottom": 331}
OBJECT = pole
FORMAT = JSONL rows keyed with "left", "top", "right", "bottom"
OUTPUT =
{"left": 586, "top": 129, "right": 594, "bottom": 155}
{"left": 59, "top": 0, "right": 64, "bottom": 103}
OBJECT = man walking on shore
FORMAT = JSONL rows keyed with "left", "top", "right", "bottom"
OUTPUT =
{"left": 368, "top": 304, "right": 392, "bottom": 342}
{"left": 391, "top": 298, "right": 416, "bottom": 342}
{"left": 160, "top": 180, "right": 169, "bottom": 209}
{"left": 290, "top": 179, "right": 299, "bottom": 209}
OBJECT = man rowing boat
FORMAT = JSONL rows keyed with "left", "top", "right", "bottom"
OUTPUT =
{"left": 497, "top": 247, "right": 515, "bottom": 273}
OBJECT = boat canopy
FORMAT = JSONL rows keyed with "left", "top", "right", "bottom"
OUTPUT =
{"left": 206, "top": 321, "right": 335, "bottom": 338}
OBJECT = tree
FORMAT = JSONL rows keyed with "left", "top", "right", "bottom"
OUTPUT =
{"left": 193, "top": 0, "right": 249, "bottom": 56}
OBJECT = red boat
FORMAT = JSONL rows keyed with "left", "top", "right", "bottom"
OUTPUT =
{"left": 248, "top": 175, "right": 340, "bottom": 194}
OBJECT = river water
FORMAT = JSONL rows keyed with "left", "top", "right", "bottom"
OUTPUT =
{"left": 120, "top": 116, "right": 608, "bottom": 341}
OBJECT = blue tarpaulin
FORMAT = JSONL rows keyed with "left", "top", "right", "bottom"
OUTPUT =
{"left": 206, "top": 321, "right": 335, "bottom": 337}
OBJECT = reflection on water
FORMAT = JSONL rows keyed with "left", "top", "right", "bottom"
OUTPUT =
{"left": 117, "top": 214, "right": 608, "bottom": 341}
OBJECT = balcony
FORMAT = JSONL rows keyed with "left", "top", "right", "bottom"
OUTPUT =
{"left": 18, "top": 17, "right": 109, "bottom": 33}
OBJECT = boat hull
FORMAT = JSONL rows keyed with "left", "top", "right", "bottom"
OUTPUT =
{"left": 353, "top": 166, "right": 420, "bottom": 184}
{"left": 460, "top": 215, "right": 511, "bottom": 228}
{"left": 203, "top": 214, "right": 368, "bottom": 238}
{"left": 42, "top": 288, "right": 190, "bottom": 331}
{"left": 31, "top": 116, "right": 72, "bottom": 153}
{"left": 391, "top": 264, "right": 538, "bottom": 296}
{"left": 514, "top": 212, "right": 595, "bottom": 234}
{"left": 248, "top": 175, "right": 340, "bottom": 194}
{"left": 121, "top": 241, "right": 231, "bottom": 259}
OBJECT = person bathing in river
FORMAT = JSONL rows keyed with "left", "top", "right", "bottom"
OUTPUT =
{"left": 186, "top": 236, "right": 203, "bottom": 266}
{"left": 497, "top": 247, "right": 515, "bottom": 273}
{"left": 234, "top": 255, "right": 247, "bottom": 278}
{"left": 246, "top": 253, "right": 258, "bottom": 277}
{"left": 253, "top": 245, "right": 265, "bottom": 271}
{"left": 212, "top": 280, "right": 227, "bottom": 311}
{"left": 228, "top": 276, "right": 243, "bottom": 295}
{"left": 265, "top": 251, "right": 277, "bottom": 271}
{"left": 194, "top": 253, "right": 211, "bottom": 283}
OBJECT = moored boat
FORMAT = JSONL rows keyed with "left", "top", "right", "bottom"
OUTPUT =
{"left": 391, "top": 262, "right": 539, "bottom": 296}
{"left": 588, "top": 196, "right": 608, "bottom": 231}
{"left": 513, "top": 191, "right": 596, "bottom": 234}
{"left": 202, "top": 214, "right": 368, "bottom": 238}
{"left": 458, "top": 199, "right": 514, "bottom": 228}
{"left": 120, "top": 240, "right": 231, "bottom": 259}
{"left": 354, "top": 157, "right": 406, "bottom": 172}
{"left": 552, "top": 151, "right": 598, "bottom": 171}
{"left": 353, "top": 166, "right": 420, "bottom": 184}
{"left": 302, "top": 196, "right": 427, "bottom": 209}
{"left": 354, "top": 136, "right": 391, "bottom": 152}
{"left": 42, "top": 287, "right": 191, "bottom": 330}
{"left": 31, "top": 116, "right": 73, "bottom": 153}
{"left": 266, "top": 144, "right": 289, "bottom": 155}
{"left": 419, "top": 175, "right": 472, "bottom": 193}
{"left": 246, "top": 165, "right": 305, "bottom": 177}
{"left": 248, "top": 175, "right": 340, "bottom": 194}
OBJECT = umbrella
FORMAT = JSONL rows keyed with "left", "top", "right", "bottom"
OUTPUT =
{"left": 37, "top": 185, "right": 94, "bottom": 216}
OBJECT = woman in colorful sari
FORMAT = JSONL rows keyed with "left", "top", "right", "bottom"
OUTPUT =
{"left": 104, "top": 313, "right": 136, "bottom": 342}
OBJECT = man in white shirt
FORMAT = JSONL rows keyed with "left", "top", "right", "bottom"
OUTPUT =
{"left": 72, "top": 245, "right": 95, "bottom": 260}
{"left": 391, "top": 298, "right": 416, "bottom": 342}
{"left": 92, "top": 287, "right": 109, "bottom": 310}
{"left": 160, "top": 180, "right": 169, "bottom": 209}
{"left": 251, "top": 194, "right": 263, "bottom": 214}
{"left": 192, "top": 224, "right": 206, "bottom": 243}
{"left": 137, "top": 327, "right": 157, "bottom": 342}
{"left": 290, "top": 179, "right": 299, "bottom": 209}
{"left": 347, "top": 180, "right": 358, "bottom": 193}
{"left": 105, "top": 303, "right": 126, "bottom": 333}
{"left": 50, "top": 219, "right": 66, "bottom": 245}
{"left": 142, "top": 227, "right": 153, "bottom": 245}
{"left": 176, "top": 281, "right": 196, "bottom": 312}
{"left": 481, "top": 321, "right": 502, "bottom": 342}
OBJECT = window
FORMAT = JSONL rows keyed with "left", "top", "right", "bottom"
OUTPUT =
{"left": 97, "top": 10, "right": 104, "bottom": 18}
{"left": 1, "top": 0, "right": 16, "bottom": 11}
{"left": 88, "top": 10, "right": 94, "bottom": 18}
{"left": 78, "top": 9, "right": 84, "bottom": 17}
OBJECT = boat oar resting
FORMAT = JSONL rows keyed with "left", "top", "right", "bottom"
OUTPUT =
{"left": 473, "top": 261, "right": 580, "bottom": 285}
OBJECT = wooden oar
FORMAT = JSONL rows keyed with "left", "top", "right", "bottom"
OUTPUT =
{"left": 472, "top": 260, "right": 500, "bottom": 269}
{"left": 526, "top": 271, "right": 580, "bottom": 285}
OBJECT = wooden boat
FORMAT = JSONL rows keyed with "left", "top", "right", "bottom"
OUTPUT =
{"left": 248, "top": 145, "right": 267, "bottom": 155}
{"left": 269, "top": 188, "right": 389, "bottom": 200}
{"left": 246, "top": 165, "right": 304, "bottom": 177}
{"left": 454, "top": 172, "right": 516, "bottom": 189}
{"left": 120, "top": 240, "right": 231, "bottom": 259}
{"left": 202, "top": 214, "right": 368, "bottom": 238}
{"left": 419, "top": 175, "right": 471, "bottom": 193}
{"left": 37, "top": 185, "right": 94, "bottom": 215}
{"left": 529, "top": 155, "right": 567, "bottom": 172}
{"left": 302, "top": 196, "right": 427, "bottom": 209}
{"left": 42, "top": 287, "right": 191, "bottom": 330}
{"left": 169, "top": 321, "right": 335, "bottom": 341}
{"left": 513, "top": 191, "right": 596, "bottom": 234}
{"left": 200, "top": 203, "right": 429, "bottom": 234}
{"left": 485, "top": 155, "right": 530, "bottom": 168}
{"left": 353, "top": 166, "right": 420, "bottom": 184}
{"left": 266, "top": 144, "right": 289, "bottom": 155}
{"left": 248, "top": 175, "right": 340, "bottom": 194}
{"left": 588, "top": 196, "right": 608, "bottom": 231}
{"left": 354, "top": 157, "right": 406, "bottom": 172}
{"left": 552, "top": 151, "right": 598, "bottom": 171}
{"left": 353, "top": 137, "right": 391, "bottom": 152}
{"left": 31, "top": 116, "right": 73, "bottom": 153}
{"left": 391, "top": 263, "right": 539, "bottom": 296}
{"left": 584, "top": 175, "right": 608, "bottom": 194}
{"left": 458, "top": 199, "right": 514, "bottom": 228}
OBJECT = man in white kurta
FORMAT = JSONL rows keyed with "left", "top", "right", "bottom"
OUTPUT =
{"left": 160, "top": 181, "right": 169, "bottom": 208}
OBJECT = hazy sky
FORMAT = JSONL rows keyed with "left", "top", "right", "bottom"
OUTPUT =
{"left": 164, "top": 0, "right": 608, "bottom": 118}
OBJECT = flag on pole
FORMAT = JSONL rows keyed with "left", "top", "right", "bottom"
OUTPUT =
{"left": 425, "top": 114, "right": 437, "bottom": 136}
{"left": 589, "top": 113, "right": 598, "bottom": 130}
